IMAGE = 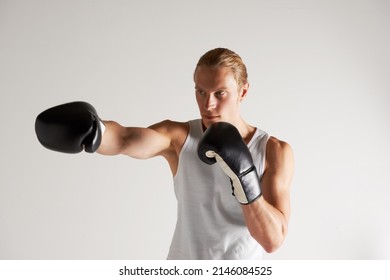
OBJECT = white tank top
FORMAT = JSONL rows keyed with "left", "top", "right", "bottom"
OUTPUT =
{"left": 167, "top": 119, "right": 270, "bottom": 260}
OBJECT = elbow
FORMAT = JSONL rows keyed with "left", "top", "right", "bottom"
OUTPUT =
{"left": 262, "top": 239, "right": 283, "bottom": 254}
{"left": 264, "top": 220, "right": 289, "bottom": 254}
{"left": 252, "top": 226, "right": 287, "bottom": 254}
{"left": 261, "top": 234, "right": 284, "bottom": 254}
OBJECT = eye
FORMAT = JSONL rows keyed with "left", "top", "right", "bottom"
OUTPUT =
{"left": 196, "top": 89, "right": 205, "bottom": 96}
{"left": 215, "top": 90, "right": 227, "bottom": 97}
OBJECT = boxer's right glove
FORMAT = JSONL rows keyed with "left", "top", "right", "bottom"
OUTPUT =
{"left": 35, "top": 101, "right": 105, "bottom": 153}
{"left": 197, "top": 122, "right": 262, "bottom": 205}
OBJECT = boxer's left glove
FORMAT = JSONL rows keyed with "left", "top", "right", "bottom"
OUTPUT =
{"left": 197, "top": 122, "right": 261, "bottom": 204}
{"left": 35, "top": 101, "right": 105, "bottom": 153}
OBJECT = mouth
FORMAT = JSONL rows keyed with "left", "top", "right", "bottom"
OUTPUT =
{"left": 203, "top": 115, "right": 220, "bottom": 120}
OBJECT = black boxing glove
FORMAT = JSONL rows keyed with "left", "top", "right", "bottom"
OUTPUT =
{"left": 197, "top": 122, "right": 261, "bottom": 204}
{"left": 35, "top": 101, "right": 105, "bottom": 153}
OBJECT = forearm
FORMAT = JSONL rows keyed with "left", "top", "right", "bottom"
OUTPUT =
{"left": 97, "top": 121, "right": 148, "bottom": 158}
{"left": 97, "top": 121, "right": 128, "bottom": 156}
{"left": 241, "top": 196, "right": 288, "bottom": 253}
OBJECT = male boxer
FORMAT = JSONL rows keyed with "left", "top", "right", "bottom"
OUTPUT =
{"left": 35, "top": 48, "right": 294, "bottom": 259}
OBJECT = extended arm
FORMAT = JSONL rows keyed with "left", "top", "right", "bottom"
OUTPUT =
{"left": 97, "top": 120, "right": 188, "bottom": 175}
{"left": 35, "top": 101, "right": 178, "bottom": 161}
{"left": 35, "top": 101, "right": 188, "bottom": 177}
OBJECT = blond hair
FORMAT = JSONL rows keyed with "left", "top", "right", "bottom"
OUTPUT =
{"left": 194, "top": 48, "right": 248, "bottom": 87}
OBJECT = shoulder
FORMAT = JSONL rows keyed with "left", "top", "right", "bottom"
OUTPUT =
{"left": 267, "top": 136, "right": 293, "bottom": 154}
{"left": 148, "top": 119, "right": 189, "bottom": 147}
{"left": 265, "top": 136, "right": 294, "bottom": 173}
{"left": 148, "top": 120, "right": 190, "bottom": 169}
{"left": 148, "top": 119, "right": 189, "bottom": 136}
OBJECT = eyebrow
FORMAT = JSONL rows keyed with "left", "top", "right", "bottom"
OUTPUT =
{"left": 194, "top": 86, "right": 228, "bottom": 92}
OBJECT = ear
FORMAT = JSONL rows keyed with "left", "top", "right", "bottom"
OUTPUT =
{"left": 239, "top": 82, "right": 249, "bottom": 101}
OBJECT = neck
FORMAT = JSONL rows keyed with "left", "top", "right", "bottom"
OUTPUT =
{"left": 233, "top": 118, "right": 256, "bottom": 144}
{"left": 201, "top": 117, "right": 255, "bottom": 143}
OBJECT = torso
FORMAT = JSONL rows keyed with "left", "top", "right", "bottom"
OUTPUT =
{"left": 167, "top": 119, "right": 270, "bottom": 259}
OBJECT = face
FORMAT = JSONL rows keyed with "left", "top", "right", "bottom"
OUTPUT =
{"left": 194, "top": 66, "right": 248, "bottom": 128}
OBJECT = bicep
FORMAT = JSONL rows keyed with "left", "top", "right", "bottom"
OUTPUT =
{"left": 261, "top": 138, "right": 294, "bottom": 221}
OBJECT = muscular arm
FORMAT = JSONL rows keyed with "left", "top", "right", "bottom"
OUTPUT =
{"left": 97, "top": 120, "right": 188, "bottom": 175}
{"left": 97, "top": 120, "right": 172, "bottom": 159}
{"left": 241, "top": 137, "right": 294, "bottom": 253}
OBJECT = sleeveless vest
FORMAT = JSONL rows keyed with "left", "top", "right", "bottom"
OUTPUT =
{"left": 167, "top": 119, "right": 270, "bottom": 259}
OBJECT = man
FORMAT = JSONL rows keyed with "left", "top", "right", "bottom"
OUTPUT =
{"left": 35, "top": 48, "right": 294, "bottom": 259}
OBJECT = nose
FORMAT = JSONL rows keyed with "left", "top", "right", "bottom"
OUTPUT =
{"left": 204, "top": 94, "right": 216, "bottom": 111}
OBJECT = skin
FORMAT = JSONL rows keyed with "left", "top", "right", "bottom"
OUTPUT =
{"left": 97, "top": 66, "right": 294, "bottom": 253}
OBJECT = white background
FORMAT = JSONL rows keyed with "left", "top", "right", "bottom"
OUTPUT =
{"left": 0, "top": 0, "right": 389, "bottom": 259}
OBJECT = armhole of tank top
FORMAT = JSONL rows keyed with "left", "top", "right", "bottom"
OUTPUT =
{"left": 172, "top": 120, "right": 195, "bottom": 180}
{"left": 260, "top": 133, "right": 271, "bottom": 179}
